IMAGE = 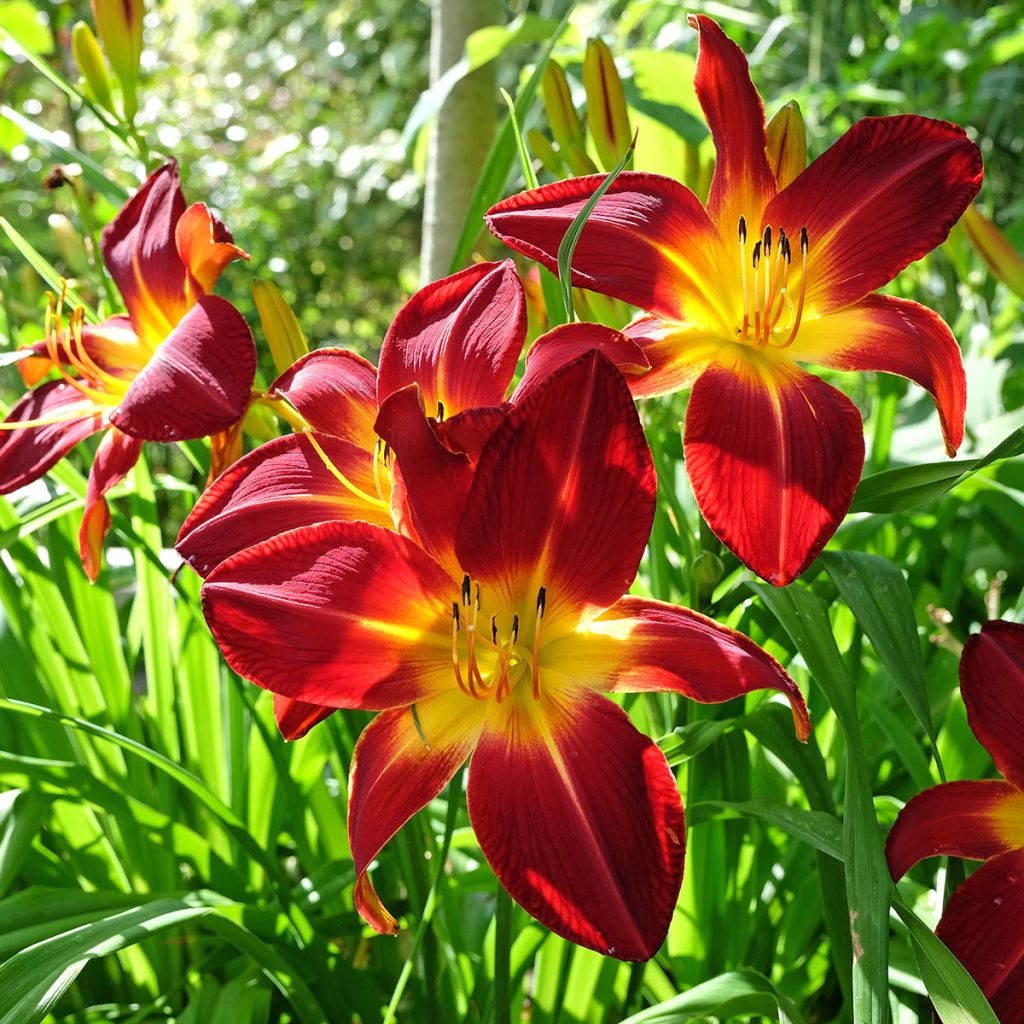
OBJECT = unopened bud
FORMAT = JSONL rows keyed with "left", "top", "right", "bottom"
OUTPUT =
{"left": 583, "top": 38, "right": 632, "bottom": 172}
{"left": 765, "top": 101, "right": 806, "bottom": 190}
{"left": 72, "top": 22, "right": 115, "bottom": 114}
{"left": 48, "top": 214, "right": 90, "bottom": 276}
{"left": 563, "top": 142, "right": 598, "bottom": 177}
{"left": 962, "top": 204, "right": 1024, "bottom": 299}
{"left": 252, "top": 279, "right": 309, "bottom": 376}
{"left": 690, "top": 551, "right": 724, "bottom": 590}
{"left": 90, "top": 0, "right": 144, "bottom": 121}
{"left": 541, "top": 61, "right": 585, "bottom": 154}
{"left": 526, "top": 128, "right": 566, "bottom": 178}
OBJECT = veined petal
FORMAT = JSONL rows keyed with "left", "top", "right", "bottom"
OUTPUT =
{"left": 101, "top": 161, "right": 188, "bottom": 344}
{"left": 961, "top": 620, "right": 1024, "bottom": 791}
{"left": 485, "top": 172, "right": 731, "bottom": 328}
{"left": 688, "top": 15, "right": 776, "bottom": 238}
{"left": 375, "top": 385, "right": 474, "bottom": 573}
{"left": 349, "top": 692, "right": 485, "bottom": 934}
{"left": 176, "top": 432, "right": 392, "bottom": 578}
{"left": 0, "top": 382, "right": 107, "bottom": 493}
{"left": 936, "top": 848, "right": 1024, "bottom": 1024}
{"left": 764, "top": 115, "right": 983, "bottom": 314}
{"left": 546, "top": 596, "right": 809, "bottom": 740}
{"left": 511, "top": 322, "right": 650, "bottom": 406}
{"left": 786, "top": 295, "right": 965, "bottom": 456}
{"left": 377, "top": 261, "right": 525, "bottom": 415}
{"left": 270, "top": 348, "right": 378, "bottom": 450}
{"left": 622, "top": 316, "right": 730, "bottom": 399}
{"left": 457, "top": 352, "right": 655, "bottom": 634}
{"left": 684, "top": 350, "right": 865, "bottom": 586}
{"left": 467, "top": 684, "right": 685, "bottom": 961}
{"left": 79, "top": 428, "right": 143, "bottom": 582}
{"left": 111, "top": 295, "right": 256, "bottom": 442}
{"left": 175, "top": 202, "right": 248, "bottom": 299}
{"left": 273, "top": 694, "right": 336, "bottom": 741}
{"left": 202, "top": 520, "right": 455, "bottom": 710}
{"left": 885, "top": 780, "right": 1024, "bottom": 881}
{"left": 434, "top": 406, "right": 507, "bottom": 462}
{"left": 19, "top": 316, "right": 146, "bottom": 387}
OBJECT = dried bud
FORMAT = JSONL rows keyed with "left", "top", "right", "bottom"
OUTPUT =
{"left": 765, "top": 101, "right": 806, "bottom": 190}
{"left": 962, "top": 204, "right": 1024, "bottom": 299}
{"left": 252, "top": 279, "right": 309, "bottom": 376}
{"left": 582, "top": 38, "right": 632, "bottom": 172}
{"left": 72, "top": 21, "right": 116, "bottom": 114}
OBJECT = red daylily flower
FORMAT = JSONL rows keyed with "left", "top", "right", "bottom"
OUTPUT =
{"left": 887, "top": 620, "right": 1024, "bottom": 1020}
{"left": 0, "top": 160, "right": 255, "bottom": 580}
{"left": 177, "top": 260, "right": 645, "bottom": 740}
{"left": 200, "top": 351, "right": 809, "bottom": 960}
{"left": 485, "top": 15, "right": 983, "bottom": 586}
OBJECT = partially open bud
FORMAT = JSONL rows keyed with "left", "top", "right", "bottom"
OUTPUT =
{"left": 48, "top": 214, "right": 91, "bottom": 276}
{"left": 71, "top": 21, "right": 115, "bottom": 114}
{"left": 765, "top": 101, "right": 806, "bottom": 190}
{"left": 90, "top": 0, "right": 144, "bottom": 121}
{"left": 526, "top": 128, "right": 566, "bottom": 179}
{"left": 582, "top": 38, "right": 632, "bottom": 172}
{"left": 962, "top": 204, "right": 1024, "bottom": 299}
{"left": 541, "top": 61, "right": 585, "bottom": 155}
{"left": 252, "top": 279, "right": 309, "bottom": 376}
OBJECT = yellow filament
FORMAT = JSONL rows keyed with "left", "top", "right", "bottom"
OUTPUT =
{"left": 739, "top": 230, "right": 749, "bottom": 339}
{"left": 451, "top": 612, "right": 470, "bottom": 696}
{"left": 532, "top": 616, "right": 543, "bottom": 699}
{"left": 777, "top": 240, "right": 808, "bottom": 350}
{"left": 0, "top": 407, "right": 101, "bottom": 430}
{"left": 66, "top": 311, "right": 127, "bottom": 392}
{"left": 304, "top": 433, "right": 390, "bottom": 511}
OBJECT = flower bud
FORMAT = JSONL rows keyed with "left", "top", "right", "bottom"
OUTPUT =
{"left": 71, "top": 21, "right": 115, "bottom": 114}
{"left": 690, "top": 551, "right": 724, "bottom": 591}
{"left": 541, "top": 61, "right": 585, "bottom": 155}
{"left": 526, "top": 128, "right": 566, "bottom": 179}
{"left": 563, "top": 142, "right": 598, "bottom": 178}
{"left": 765, "top": 101, "right": 806, "bottom": 190}
{"left": 90, "top": 0, "right": 144, "bottom": 121}
{"left": 252, "top": 279, "right": 309, "bottom": 376}
{"left": 962, "top": 204, "right": 1024, "bottom": 299}
{"left": 48, "top": 214, "right": 91, "bottom": 276}
{"left": 582, "top": 38, "right": 632, "bottom": 172}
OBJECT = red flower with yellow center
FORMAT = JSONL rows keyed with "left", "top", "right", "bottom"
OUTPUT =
{"left": 200, "top": 351, "right": 809, "bottom": 960}
{"left": 887, "top": 621, "right": 1024, "bottom": 1021}
{"left": 0, "top": 160, "right": 254, "bottom": 579}
{"left": 486, "top": 15, "right": 983, "bottom": 586}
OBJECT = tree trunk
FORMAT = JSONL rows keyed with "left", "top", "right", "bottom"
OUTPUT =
{"left": 420, "top": 0, "right": 499, "bottom": 284}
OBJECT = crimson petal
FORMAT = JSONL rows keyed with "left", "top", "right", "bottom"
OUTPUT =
{"left": 377, "top": 261, "right": 525, "bottom": 415}
{"left": 961, "top": 621, "right": 1024, "bottom": 791}
{"left": 486, "top": 172, "right": 729, "bottom": 326}
{"left": 269, "top": 348, "right": 378, "bottom": 450}
{"left": 764, "top": 115, "right": 983, "bottom": 314}
{"left": 111, "top": 295, "right": 256, "bottom": 442}
{"left": 468, "top": 686, "right": 684, "bottom": 961}
{"left": 79, "top": 428, "right": 143, "bottom": 582}
{"left": 457, "top": 352, "right": 655, "bottom": 633}
{"left": 936, "top": 847, "right": 1024, "bottom": 1023}
{"left": 0, "top": 382, "right": 106, "bottom": 493}
{"left": 176, "top": 432, "right": 392, "bottom": 578}
{"left": 273, "top": 694, "right": 336, "bottom": 741}
{"left": 886, "top": 780, "right": 1024, "bottom": 881}
{"left": 684, "top": 353, "right": 865, "bottom": 586}
{"left": 202, "top": 520, "right": 454, "bottom": 710}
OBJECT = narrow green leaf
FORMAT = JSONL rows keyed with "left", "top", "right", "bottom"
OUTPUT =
{"left": 0, "top": 789, "right": 48, "bottom": 897}
{"left": 0, "top": 216, "right": 95, "bottom": 317}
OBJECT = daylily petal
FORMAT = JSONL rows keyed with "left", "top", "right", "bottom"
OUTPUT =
{"left": 546, "top": 595, "right": 809, "bottom": 740}
{"left": 467, "top": 684, "right": 684, "bottom": 961}
{"left": 19, "top": 316, "right": 147, "bottom": 387}
{"left": 0, "top": 382, "right": 107, "bottom": 493}
{"left": 101, "top": 160, "right": 188, "bottom": 343}
{"left": 764, "top": 115, "right": 983, "bottom": 314}
{"left": 511, "top": 322, "right": 650, "bottom": 406}
{"left": 269, "top": 348, "right": 378, "bottom": 450}
{"left": 457, "top": 352, "right": 656, "bottom": 633}
{"left": 79, "top": 428, "right": 143, "bottom": 582}
{"left": 885, "top": 780, "right": 1024, "bottom": 881}
{"left": 961, "top": 620, "right": 1024, "bottom": 791}
{"left": 688, "top": 14, "right": 776, "bottom": 237}
{"left": 377, "top": 261, "right": 525, "bottom": 415}
{"left": 684, "top": 350, "right": 865, "bottom": 586}
{"left": 622, "top": 317, "right": 730, "bottom": 399}
{"left": 936, "top": 847, "right": 1024, "bottom": 1024}
{"left": 201, "top": 520, "right": 454, "bottom": 710}
{"left": 786, "top": 294, "right": 966, "bottom": 456}
{"left": 273, "top": 694, "right": 336, "bottom": 741}
{"left": 349, "top": 691, "right": 485, "bottom": 934}
{"left": 485, "top": 172, "right": 731, "bottom": 328}
{"left": 374, "top": 385, "right": 474, "bottom": 573}
{"left": 111, "top": 295, "right": 256, "bottom": 442}
{"left": 176, "top": 432, "right": 392, "bottom": 578}
{"left": 175, "top": 202, "right": 248, "bottom": 299}
{"left": 434, "top": 406, "right": 507, "bottom": 462}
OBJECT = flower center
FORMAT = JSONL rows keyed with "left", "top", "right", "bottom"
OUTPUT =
{"left": 736, "top": 216, "right": 809, "bottom": 350}
{"left": 450, "top": 574, "right": 547, "bottom": 703}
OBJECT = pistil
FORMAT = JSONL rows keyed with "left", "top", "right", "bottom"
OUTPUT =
{"left": 738, "top": 217, "right": 749, "bottom": 339}
{"left": 777, "top": 227, "right": 809, "bottom": 349}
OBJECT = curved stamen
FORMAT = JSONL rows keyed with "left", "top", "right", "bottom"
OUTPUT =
{"left": 451, "top": 602, "right": 470, "bottom": 696}
{"left": 304, "top": 433, "right": 391, "bottom": 511}
{"left": 532, "top": 586, "right": 546, "bottom": 699}
{"left": 738, "top": 217, "right": 749, "bottom": 339}
{"left": 777, "top": 227, "right": 809, "bottom": 350}
{"left": 751, "top": 240, "right": 762, "bottom": 342}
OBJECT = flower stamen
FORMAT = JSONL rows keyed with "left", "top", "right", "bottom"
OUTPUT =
{"left": 777, "top": 227, "right": 809, "bottom": 349}
{"left": 532, "top": 586, "right": 546, "bottom": 699}
{"left": 738, "top": 217, "right": 749, "bottom": 339}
